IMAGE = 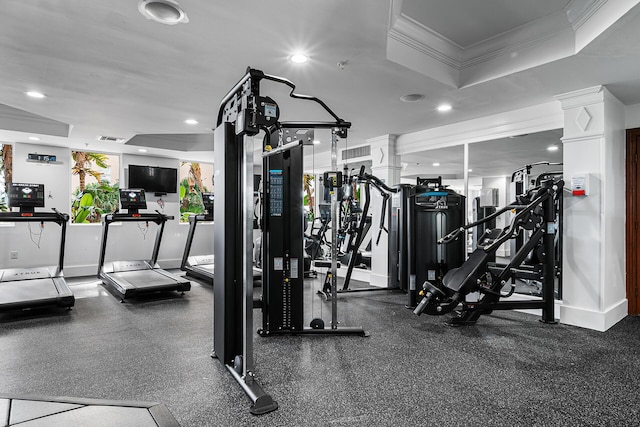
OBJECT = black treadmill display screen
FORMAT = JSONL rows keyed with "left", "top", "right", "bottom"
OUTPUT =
{"left": 120, "top": 189, "right": 147, "bottom": 210}
{"left": 202, "top": 192, "right": 214, "bottom": 218}
{"left": 8, "top": 183, "right": 45, "bottom": 208}
{"left": 269, "top": 170, "right": 283, "bottom": 217}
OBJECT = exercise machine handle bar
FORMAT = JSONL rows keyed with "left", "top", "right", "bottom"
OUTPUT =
{"left": 510, "top": 161, "right": 563, "bottom": 182}
{"left": 535, "top": 171, "right": 563, "bottom": 187}
{"left": 356, "top": 165, "right": 398, "bottom": 194}
{"left": 262, "top": 122, "right": 353, "bottom": 157}
{"left": 483, "top": 184, "right": 560, "bottom": 254}
{"left": 438, "top": 203, "right": 521, "bottom": 244}
{"left": 354, "top": 166, "right": 398, "bottom": 245}
{"left": 438, "top": 179, "right": 562, "bottom": 245}
{"left": 217, "top": 67, "right": 350, "bottom": 129}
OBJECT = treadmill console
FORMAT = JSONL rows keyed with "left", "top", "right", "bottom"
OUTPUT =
{"left": 120, "top": 189, "right": 147, "bottom": 214}
{"left": 202, "top": 192, "right": 214, "bottom": 221}
{"left": 8, "top": 183, "right": 45, "bottom": 213}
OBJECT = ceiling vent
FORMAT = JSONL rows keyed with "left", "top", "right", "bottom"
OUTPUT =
{"left": 96, "top": 135, "right": 126, "bottom": 143}
{"left": 342, "top": 145, "right": 371, "bottom": 160}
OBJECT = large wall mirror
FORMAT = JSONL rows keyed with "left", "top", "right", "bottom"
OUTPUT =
{"left": 399, "top": 129, "right": 563, "bottom": 300}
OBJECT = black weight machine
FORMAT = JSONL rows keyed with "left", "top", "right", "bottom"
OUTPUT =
{"left": 304, "top": 202, "right": 331, "bottom": 262}
{"left": 212, "top": 68, "right": 366, "bottom": 416}
{"left": 413, "top": 177, "right": 563, "bottom": 325}
{"left": 318, "top": 166, "right": 398, "bottom": 296}
{"left": 388, "top": 177, "right": 466, "bottom": 308}
{"left": 511, "top": 162, "right": 564, "bottom": 299}
{"left": 337, "top": 171, "right": 371, "bottom": 271}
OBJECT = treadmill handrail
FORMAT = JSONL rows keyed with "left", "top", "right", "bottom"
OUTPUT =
{"left": 103, "top": 211, "right": 173, "bottom": 225}
{"left": 0, "top": 208, "right": 69, "bottom": 276}
{"left": 98, "top": 210, "right": 172, "bottom": 276}
{"left": 0, "top": 209, "right": 68, "bottom": 224}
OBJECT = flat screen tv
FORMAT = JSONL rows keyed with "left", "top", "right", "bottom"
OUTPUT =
{"left": 9, "top": 183, "right": 45, "bottom": 212}
{"left": 128, "top": 165, "right": 178, "bottom": 195}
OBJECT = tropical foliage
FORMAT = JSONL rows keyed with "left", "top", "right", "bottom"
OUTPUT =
{"left": 0, "top": 144, "right": 12, "bottom": 212}
{"left": 303, "top": 173, "right": 315, "bottom": 221}
{"left": 180, "top": 162, "right": 210, "bottom": 222}
{"left": 70, "top": 151, "right": 118, "bottom": 223}
{"left": 72, "top": 151, "right": 108, "bottom": 192}
{"left": 71, "top": 181, "right": 120, "bottom": 223}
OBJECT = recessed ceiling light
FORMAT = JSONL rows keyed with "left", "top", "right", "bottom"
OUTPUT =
{"left": 138, "top": 0, "right": 189, "bottom": 25}
{"left": 290, "top": 53, "right": 309, "bottom": 64}
{"left": 468, "top": 169, "right": 473, "bottom": 172}
{"left": 138, "top": 148, "right": 148, "bottom": 153}
{"left": 185, "top": 119, "right": 198, "bottom": 125}
{"left": 28, "top": 137, "right": 40, "bottom": 141}
{"left": 432, "top": 162, "right": 440, "bottom": 167}
{"left": 436, "top": 104, "right": 452, "bottom": 112}
{"left": 400, "top": 94, "right": 425, "bottom": 103}
{"left": 313, "top": 140, "right": 320, "bottom": 145}
{"left": 25, "top": 91, "right": 46, "bottom": 99}
{"left": 547, "top": 145, "right": 559, "bottom": 151}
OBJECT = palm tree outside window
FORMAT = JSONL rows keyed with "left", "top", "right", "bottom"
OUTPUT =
{"left": 71, "top": 151, "right": 120, "bottom": 223}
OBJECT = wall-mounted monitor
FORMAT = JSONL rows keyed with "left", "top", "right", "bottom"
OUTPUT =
{"left": 128, "top": 164, "right": 178, "bottom": 195}
{"left": 119, "top": 189, "right": 147, "bottom": 213}
{"left": 8, "top": 183, "right": 45, "bottom": 212}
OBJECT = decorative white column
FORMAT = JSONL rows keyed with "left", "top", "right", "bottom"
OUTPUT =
{"left": 555, "top": 86, "right": 627, "bottom": 331}
{"left": 368, "top": 134, "right": 401, "bottom": 287}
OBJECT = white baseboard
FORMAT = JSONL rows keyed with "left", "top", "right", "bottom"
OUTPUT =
{"left": 560, "top": 299, "right": 628, "bottom": 332}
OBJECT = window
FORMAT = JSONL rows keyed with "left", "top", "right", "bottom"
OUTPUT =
{"left": 179, "top": 162, "right": 213, "bottom": 222}
{"left": 71, "top": 151, "right": 120, "bottom": 223}
{"left": 0, "top": 143, "right": 12, "bottom": 212}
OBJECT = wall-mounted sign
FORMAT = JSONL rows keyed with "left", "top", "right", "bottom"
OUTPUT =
{"left": 27, "top": 153, "right": 57, "bottom": 163}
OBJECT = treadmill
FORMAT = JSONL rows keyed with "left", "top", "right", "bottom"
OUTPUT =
{"left": 180, "top": 192, "right": 215, "bottom": 284}
{"left": 0, "top": 183, "right": 74, "bottom": 312}
{"left": 98, "top": 189, "right": 191, "bottom": 301}
{"left": 181, "top": 192, "right": 261, "bottom": 284}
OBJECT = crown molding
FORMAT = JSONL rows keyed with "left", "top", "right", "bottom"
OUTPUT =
{"left": 386, "top": 0, "right": 639, "bottom": 88}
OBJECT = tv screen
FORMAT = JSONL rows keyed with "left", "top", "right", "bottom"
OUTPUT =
{"left": 119, "top": 189, "right": 147, "bottom": 211}
{"left": 128, "top": 165, "right": 177, "bottom": 195}
{"left": 9, "top": 183, "right": 45, "bottom": 211}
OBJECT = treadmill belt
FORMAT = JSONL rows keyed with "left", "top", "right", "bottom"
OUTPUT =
{"left": 193, "top": 264, "right": 214, "bottom": 276}
{"left": 109, "top": 270, "right": 182, "bottom": 289}
{"left": 0, "top": 279, "right": 63, "bottom": 305}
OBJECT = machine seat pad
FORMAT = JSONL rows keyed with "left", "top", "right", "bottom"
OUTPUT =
{"left": 442, "top": 249, "right": 492, "bottom": 293}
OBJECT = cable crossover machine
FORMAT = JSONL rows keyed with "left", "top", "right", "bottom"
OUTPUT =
{"left": 212, "top": 67, "right": 367, "bottom": 415}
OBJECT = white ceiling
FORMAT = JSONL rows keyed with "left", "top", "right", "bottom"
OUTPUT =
{"left": 401, "top": 0, "right": 572, "bottom": 47}
{"left": 0, "top": 0, "right": 639, "bottom": 176}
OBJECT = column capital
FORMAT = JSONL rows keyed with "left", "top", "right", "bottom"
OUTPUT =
{"left": 555, "top": 85, "right": 605, "bottom": 110}
{"left": 366, "top": 134, "right": 397, "bottom": 147}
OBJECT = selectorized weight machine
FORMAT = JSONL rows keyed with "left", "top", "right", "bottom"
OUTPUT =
{"left": 388, "top": 177, "right": 466, "bottom": 308}
{"left": 212, "top": 68, "right": 366, "bottom": 416}
{"left": 413, "top": 177, "right": 563, "bottom": 325}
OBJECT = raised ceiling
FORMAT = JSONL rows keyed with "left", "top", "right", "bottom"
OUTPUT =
{"left": 402, "top": 0, "right": 572, "bottom": 47}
